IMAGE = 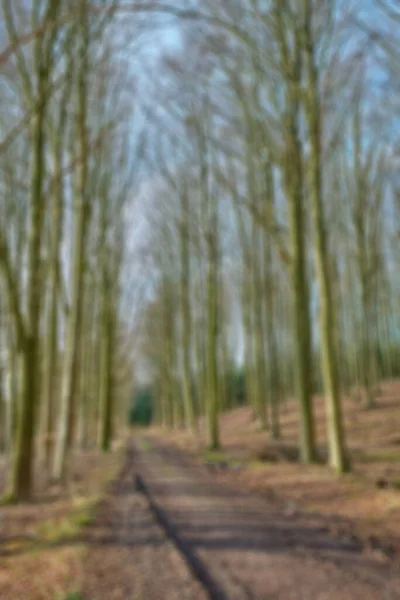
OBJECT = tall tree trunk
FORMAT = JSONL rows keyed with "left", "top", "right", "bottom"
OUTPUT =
{"left": 252, "top": 218, "right": 268, "bottom": 430}
{"left": 205, "top": 189, "right": 220, "bottom": 450}
{"left": 302, "top": 1, "right": 348, "bottom": 472}
{"left": 275, "top": 4, "right": 317, "bottom": 463}
{"left": 285, "top": 118, "right": 317, "bottom": 464}
{"left": 179, "top": 183, "right": 196, "bottom": 432}
{"left": 98, "top": 305, "right": 114, "bottom": 451}
{"left": 40, "top": 128, "right": 64, "bottom": 469}
{"left": 7, "top": 48, "right": 51, "bottom": 499}
{"left": 206, "top": 230, "right": 220, "bottom": 449}
{"left": 353, "top": 106, "right": 375, "bottom": 409}
{"left": 263, "top": 238, "right": 280, "bottom": 438}
{"left": 52, "top": 2, "right": 89, "bottom": 481}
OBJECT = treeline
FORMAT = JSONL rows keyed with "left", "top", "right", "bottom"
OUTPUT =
{"left": 0, "top": 0, "right": 398, "bottom": 503}
{"left": 136, "top": 0, "right": 400, "bottom": 473}
{"left": 0, "top": 0, "right": 138, "bottom": 502}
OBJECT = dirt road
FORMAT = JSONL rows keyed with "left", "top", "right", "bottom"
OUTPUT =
{"left": 132, "top": 438, "right": 400, "bottom": 600}
{"left": 82, "top": 446, "right": 207, "bottom": 600}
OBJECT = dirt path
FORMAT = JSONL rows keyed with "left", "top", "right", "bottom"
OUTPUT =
{"left": 134, "top": 437, "right": 400, "bottom": 600}
{"left": 82, "top": 446, "right": 207, "bottom": 600}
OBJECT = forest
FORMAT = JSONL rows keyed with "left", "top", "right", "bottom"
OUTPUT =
{"left": 0, "top": 1, "right": 399, "bottom": 598}
{"left": 132, "top": 0, "right": 400, "bottom": 473}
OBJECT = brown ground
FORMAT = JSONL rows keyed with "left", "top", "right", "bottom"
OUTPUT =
{"left": 0, "top": 445, "right": 206, "bottom": 600}
{"left": 1, "top": 380, "right": 399, "bottom": 599}
{"left": 82, "top": 446, "right": 207, "bottom": 600}
{"left": 0, "top": 448, "right": 122, "bottom": 599}
{"left": 152, "top": 379, "right": 400, "bottom": 557}
{"left": 135, "top": 436, "right": 400, "bottom": 599}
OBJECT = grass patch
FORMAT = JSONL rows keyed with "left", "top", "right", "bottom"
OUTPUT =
{"left": 248, "top": 459, "right": 271, "bottom": 470}
{"left": 203, "top": 450, "right": 230, "bottom": 463}
{"left": 37, "top": 451, "right": 123, "bottom": 544}
{"left": 0, "top": 490, "right": 18, "bottom": 506}
{"left": 202, "top": 450, "right": 243, "bottom": 468}
{"left": 1, "top": 537, "right": 36, "bottom": 553}
{"left": 56, "top": 592, "right": 84, "bottom": 600}
{"left": 360, "top": 448, "right": 399, "bottom": 464}
{"left": 138, "top": 438, "right": 153, "bottom": 452}
{"left": 36, "top": 496, "right": 98, "bottom": 543}
{"left": 345, "top": 472, "right": 368, "bottom": 486}
{"left": 390, "top": 477, "right": 400, "bottom": 490}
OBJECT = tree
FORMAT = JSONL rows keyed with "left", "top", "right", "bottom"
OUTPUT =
{"left": 1, "top": 0, "right": 63, "bottom": 501}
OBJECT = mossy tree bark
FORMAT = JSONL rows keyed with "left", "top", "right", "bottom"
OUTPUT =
{"left": 275, "top": 3, "right": 317, "bottom": 463}
{"left": 1, "top": 0, "right": 61, "bottom": 501}
{"left": 179, "top": 180, "right": 196, "bottom": 432}
{"left": 352, "top": 105, "right": 378, "bottom": 409}
{"left": 53, "top": 0, "right": 90, "bottom": 482}
{"left": 40, "top": 85, "right": 70, "bottom": 469}
{"left": 301, "top": 0, "right": 348, "bottom": 473}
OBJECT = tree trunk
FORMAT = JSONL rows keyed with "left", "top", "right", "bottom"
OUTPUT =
{"left": 98, "top": 310, "right": 113, "bottom": 451}
{"left": 206, "top": 205, "right": 220, "bottom": 450}
{"left": 302, "top": 2, "right": 348, "bottom": 472}
{"left": 179, "top": 184, "right": 196, "bottom": 432}
{"left": 40, "top": 139, "right": 63, "bottom": 469}
{"left": 52, "top": 4, "right": 89, "bottom": 480}
{"left": 285, "top": 121, "right": 317, "bottom": 464}
{"left": 275, "top": 4, "right": 317, "bottom": 464}
{"left": 8, "top": 91, "right": 48, "bottom": 500}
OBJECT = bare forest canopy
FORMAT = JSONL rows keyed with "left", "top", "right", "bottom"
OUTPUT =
{"left": 0, "top": 0, "right": 399, "bottom": 502}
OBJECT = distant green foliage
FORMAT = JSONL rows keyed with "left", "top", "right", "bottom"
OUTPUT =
{"left": 129, "top": 389, "right": 153, "bottom": 426}
{"left": 57, "top": 592, "right": 83, "bottom": 600}
{"left": 378, "top": 344, "right": 400, "bottom": 378}
{"left": 225, "top": 368, "right": 247, "bottom": 408}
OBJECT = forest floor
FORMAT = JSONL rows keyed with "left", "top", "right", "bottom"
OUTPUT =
{"left": 133, "top": 434, "right": 400, "bottom": 599}
{"left": 151, "top": 379, "right": 400, "bottom": 568}
{"left": 1, "top": 380, "right": 400, "bottom": 599}
{"left": 0, "top": 442, "right": 206, "bottom": 600}
{"left": 0, "top": 445, "right": 124, "bottom": 599}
